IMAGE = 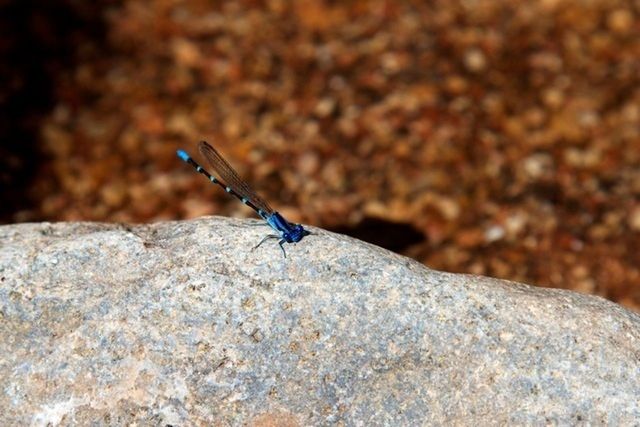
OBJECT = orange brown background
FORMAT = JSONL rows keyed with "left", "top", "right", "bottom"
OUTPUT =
{"left": 1, "top": 0, "right": 638, "bottom": 309}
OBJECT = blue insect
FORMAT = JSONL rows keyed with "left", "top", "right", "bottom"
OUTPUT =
{"left": 177, "top": 141, "right": 310, "bottom": 257}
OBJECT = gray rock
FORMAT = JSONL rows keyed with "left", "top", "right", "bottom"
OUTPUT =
{"left": 0, "top": 217, "right": 639, "bottom": 426}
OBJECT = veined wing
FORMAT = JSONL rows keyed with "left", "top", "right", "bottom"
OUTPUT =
{"left": 198, "top": 141, "right": 274, "bottom": 215}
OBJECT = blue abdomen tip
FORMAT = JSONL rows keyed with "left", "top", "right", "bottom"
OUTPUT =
{"left": 177, "top": 150, "right": 190, "bottom": 162}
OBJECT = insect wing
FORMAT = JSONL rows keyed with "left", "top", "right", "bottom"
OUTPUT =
{"left": 198, "top": 141, "right": 274, "bottom": 215}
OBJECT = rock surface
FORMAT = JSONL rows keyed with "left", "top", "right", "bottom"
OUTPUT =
{"left": 1, "top": 217, "right": 639, "bottom": 426}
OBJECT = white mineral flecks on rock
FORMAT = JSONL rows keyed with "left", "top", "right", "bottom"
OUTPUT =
{"left": 1, "top": 218, "right": 639, "bottom": 425}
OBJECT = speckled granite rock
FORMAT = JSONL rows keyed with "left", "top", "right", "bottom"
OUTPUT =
{"left": 1, "top": 217, "right": 639, "bottom": 426}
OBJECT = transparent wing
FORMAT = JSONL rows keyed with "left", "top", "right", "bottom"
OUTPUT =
{"left": 198, "top": 141, "right": 274, "bottom": 215}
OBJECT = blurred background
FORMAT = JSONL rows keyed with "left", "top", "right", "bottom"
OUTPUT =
{"left": 1, "top": 0, "right": 638, "bottom": 310}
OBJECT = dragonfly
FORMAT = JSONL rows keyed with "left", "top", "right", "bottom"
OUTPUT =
{"left": 177, "top": 141, "right": 310, "bottom": 257}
